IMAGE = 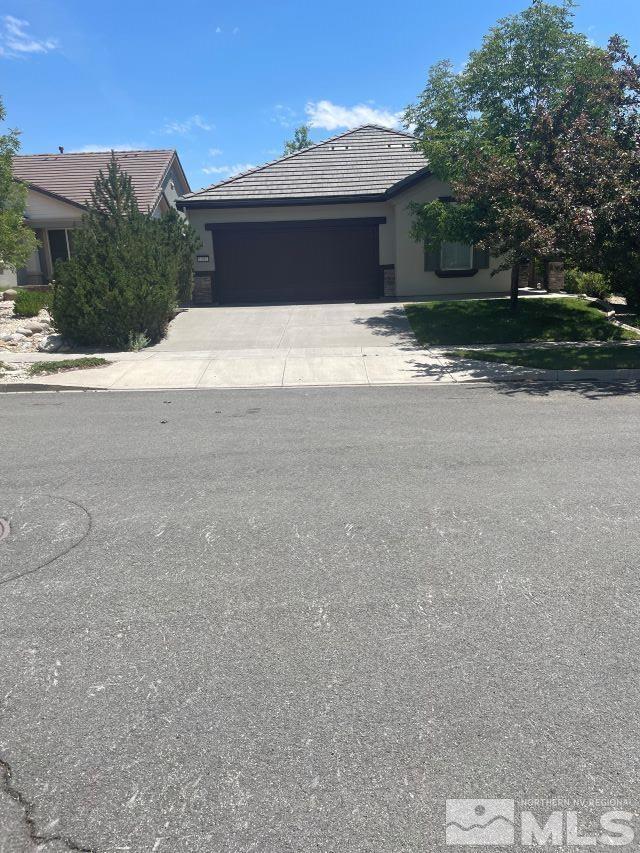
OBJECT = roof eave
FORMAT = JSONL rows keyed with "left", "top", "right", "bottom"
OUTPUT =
{"left": 18, "top": 180, "right": 89, "bottom": 212}
{"left": 385, "top": 166, "right": 432, "bottom": 198}
{"left": 176, "top": 192, "right": 390, "bottom": 210}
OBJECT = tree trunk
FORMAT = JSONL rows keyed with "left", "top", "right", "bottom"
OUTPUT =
{"left": 528, "top": 258, "right": 536, "bottom": 289}
{"left": 510, "top": 263, "right": 520, "bottom": 310}
{"left": 543, "top": 260, "right": 550, "bottom": 292}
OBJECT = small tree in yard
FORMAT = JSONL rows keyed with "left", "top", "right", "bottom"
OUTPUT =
{"left": 0, "top": 97, "right": 37, "bottom": 272}
{"left": 283, "top": 125, "right": 314, "bottom": 155}
{"left": 52, "top": 154, "right": 200, "bottom": 348}
{"left": 405, "top": 0, "right": 627, "bottom": 309}
{"left": 159, "top": 208, "right": 202, "bottom": 305}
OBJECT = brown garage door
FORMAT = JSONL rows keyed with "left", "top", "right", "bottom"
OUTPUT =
{"left": 209, "top": 218, "right": 383, "bottom": 304}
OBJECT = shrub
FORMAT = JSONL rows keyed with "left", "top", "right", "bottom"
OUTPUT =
{"left": 13, "top": 288, "right": 51, "bottom": 318}
{"left": 51, "top": 155, "right": 189, "bottom": 350}
{"left": 159, "top": 208, "right": 201, "bottom": 305}
{"left": 564, "top": 269, "right": 612, "bottom": 301}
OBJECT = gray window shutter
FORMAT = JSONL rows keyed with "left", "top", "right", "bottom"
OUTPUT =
{"left": 424, "top": 243, "right": 441, "bottom": 272}
{"left": 473, "top": 246, "right": 490, "bottom": 269}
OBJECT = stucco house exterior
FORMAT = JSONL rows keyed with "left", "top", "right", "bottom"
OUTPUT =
{"left": 177, "top": 125, "right": 510, "bottom": 305}
{"left": 6, "top": 149, "right": 190, "bottom": 289}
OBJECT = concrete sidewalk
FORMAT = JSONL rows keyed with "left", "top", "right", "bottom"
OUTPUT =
{"left": 4, "top": 345, "right": 639, "bottom": 389}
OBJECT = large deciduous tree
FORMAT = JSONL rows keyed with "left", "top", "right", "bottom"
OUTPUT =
{"left": 0, "top": 97, "right": 37, "bottom": 273}
{"left": 405, "top": 0, "right": 619, "bottom": 307}
{"left": 579, "top": 38, "right": 640, "bottom": 310}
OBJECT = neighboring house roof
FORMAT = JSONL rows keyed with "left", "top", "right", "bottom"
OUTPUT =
{"left": 12, "top": 149, "right": 190, "bottom": 214}
{"left": 178, "top": 125, "right": 429, "bottom": 208}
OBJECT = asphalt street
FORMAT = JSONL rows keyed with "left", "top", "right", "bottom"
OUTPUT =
{"left": 1, "top": 382, "right": 639, "bottom": 852}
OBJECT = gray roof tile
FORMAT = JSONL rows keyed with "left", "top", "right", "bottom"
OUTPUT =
{"left": 180, "top": 125, "right": 428, "bottom": 206}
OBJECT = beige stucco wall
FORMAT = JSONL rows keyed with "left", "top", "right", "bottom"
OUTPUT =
{"left": 0, "top": 267, "right": 17, "bottom": 289}
{"left": 183, "top": 176, "right": 510, "bottom": 298}
{"left": 25, "top": 188, "right": 84, "bottom": 227}
{"left": 391, "top": 177, "right": 510, "bottom": 297}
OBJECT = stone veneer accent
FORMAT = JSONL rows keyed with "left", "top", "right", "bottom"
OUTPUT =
{"left": 547, "top": 261, "right": 565, "bottom": 292}
{"left": 383, "top": 266, "right": 396, "bottom": 298}
{"left": 518, "top": 262, "right": 532, "bottom": 289}
{"left": 192, "top": 272, "right": 214, "bottom": 305}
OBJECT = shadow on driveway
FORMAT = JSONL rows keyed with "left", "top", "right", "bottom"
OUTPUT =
{"left": 351, "top": 306, "right": 421, "bottom": 349}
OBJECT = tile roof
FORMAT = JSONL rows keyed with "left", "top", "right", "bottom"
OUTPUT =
{"left": 179, "top": 125, "right": 429, "bottom": 207}
{"left": 12, "top": 149, "right": 185, "bottom": 213}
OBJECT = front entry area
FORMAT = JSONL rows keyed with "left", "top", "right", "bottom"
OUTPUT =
{"left": 208, "top": 218, "right": 384, "bottom": 305}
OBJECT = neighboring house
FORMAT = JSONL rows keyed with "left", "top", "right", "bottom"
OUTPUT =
{"left": 8, "top": 149, "right": 190, "bottom": 287}
{"left": 177, "top": 125, "right": 510, "bottom": 305}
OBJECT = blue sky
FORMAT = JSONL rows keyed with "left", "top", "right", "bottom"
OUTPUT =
{"left": 3, "top": 0, "right": 639, "bottom": 192}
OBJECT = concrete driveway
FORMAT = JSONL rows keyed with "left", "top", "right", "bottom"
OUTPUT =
{"left": 152, "top": 301, "right": 417, "bottom": 351}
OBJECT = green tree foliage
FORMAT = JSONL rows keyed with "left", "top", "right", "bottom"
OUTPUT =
{"left": 283, "top": 125, "right": 314, "bottom": 155}
{"left": 577, "top": 37, "right": 640, "bottom": 309}
{"left": 159, "top": 207, "right": 201, "bottom": 304}
{"left": 0, "top": 97, "right": 37, "bottom": 271}
{"left": 52, "top": 154, "right": 198, "bottom": 348}
{"left": 405, "top": 1, "right": 611, "bottom": 306}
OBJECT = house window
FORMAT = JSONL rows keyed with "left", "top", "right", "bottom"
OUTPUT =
{"left": 48, "top": 229, "right": 71, "bottom": 265}
{"left": 440, "top": 241, "right": 474, "bottom": 271}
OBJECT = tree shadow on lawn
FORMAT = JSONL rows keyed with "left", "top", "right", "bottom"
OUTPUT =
{"left": 404, "top": 354, "right": 640, "bottom": 399}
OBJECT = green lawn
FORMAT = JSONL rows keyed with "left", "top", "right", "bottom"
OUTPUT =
{"left": 613, "top": 312, "right": 640, "bottom": 330}
{"left": 27, "top": 357, "right": 110, "bottom": 375}
{"left": 446, "top": 346, "right": 640, "bottom": 370}
{"left": 404, "top": 297, "right": 638, "bottom": 346}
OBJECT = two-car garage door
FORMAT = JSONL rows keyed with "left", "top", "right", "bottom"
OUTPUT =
{"left": 209, "top": 218, "right": 383, "bottom": 304}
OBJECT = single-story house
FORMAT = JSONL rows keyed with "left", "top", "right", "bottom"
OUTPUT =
{"left": 5, "top": 149, "right": 190, "bottom": 288}
{"left": 177, "top": 125, "right": 510, "bottom": 304}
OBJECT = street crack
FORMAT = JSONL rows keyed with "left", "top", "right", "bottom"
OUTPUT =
{"left": 0, "top": 493, "right": 92, "bottom": 588}
{"left": 0, "top": 758, "right": 97, "bottom": 851}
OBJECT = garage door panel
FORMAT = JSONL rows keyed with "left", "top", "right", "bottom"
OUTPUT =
{"left": 211, "top": 221, "right": 381, "bottom": 304}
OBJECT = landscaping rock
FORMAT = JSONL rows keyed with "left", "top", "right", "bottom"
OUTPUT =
{"left": 0, "top": 333, "right": 12, "bottom": 342}
{"left": 37, "top": 334, "right": 63, "bottom": 353}
{"left": 10, "top": 333, "right": 27, "bottom": 343}
{"left": 1, "top": 362, "right": 19, "bottom": 371}
{"left": 2, "top": 289, "right": 17, "bottom": 301}
{"left": 14, "top": 327, "right": 33, "bottom": 337}
{"left": 22, "top": 321, "right": 45, "bottom": 333}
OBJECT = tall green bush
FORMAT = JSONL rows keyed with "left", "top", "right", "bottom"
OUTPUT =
{"left": 564, "top": 269, "right": 612, "bottom": 300}
{"left": 159, "top": 208, "right": 201, "bottom": 305}
{"left": 51, "top": 155, "right": 196, "bottom": 349}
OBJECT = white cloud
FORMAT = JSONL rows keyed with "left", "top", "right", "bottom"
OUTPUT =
{"left": 305, "top": 100, "right": 403, "bottom": 131}
{"left": 208, "top": 147, "right": 223, "bottom": 156}
{"left": 232, "top": 27, "right": 240, "bottom": 35}
{"left": 202, "top": 162, "right": 255, "bottom": 178}
{"left": 0, "top": 15, "right": 58, "bottom": 58}
{"left": 215, "top": 26, "right": 222, "bottom": 33}
{"left": 69, "top": 144, "right": 140, "bottom": 153}
{"left": 159, "top": 114, "right": 213, "bottom": 135}
{"left": 272, "top": 104, "right": 298, "bottom": 128}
